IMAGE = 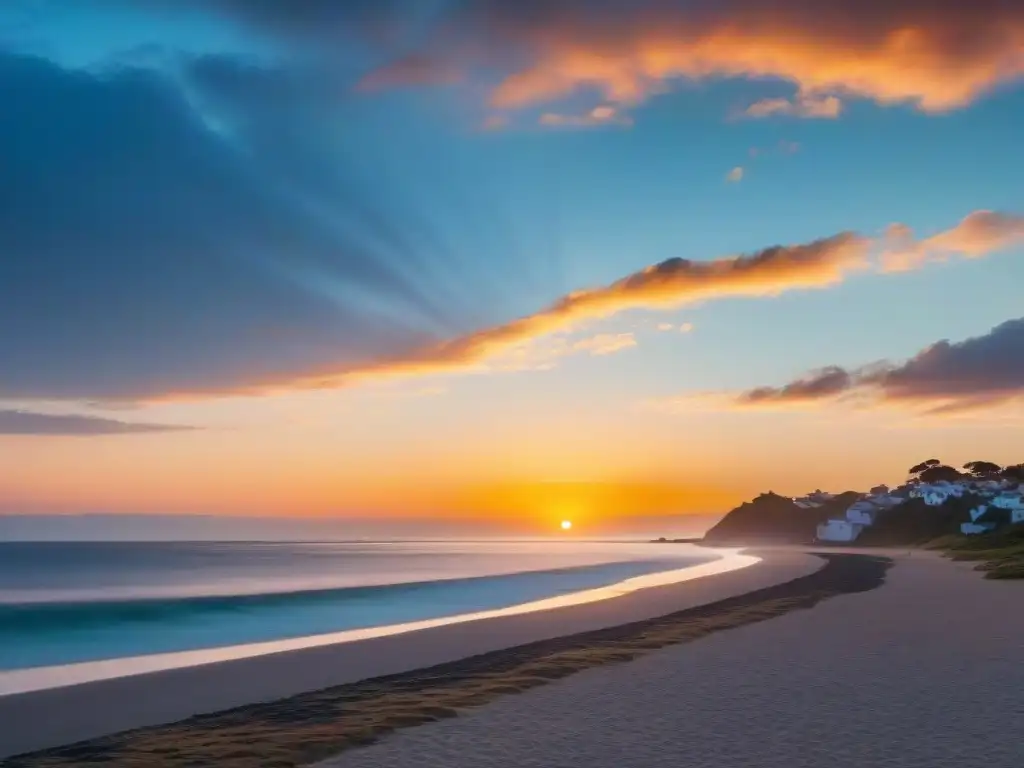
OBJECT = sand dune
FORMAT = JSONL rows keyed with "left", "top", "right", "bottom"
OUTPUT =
{"left": 320, "top": 552, "right": 1023, "bottom": 768}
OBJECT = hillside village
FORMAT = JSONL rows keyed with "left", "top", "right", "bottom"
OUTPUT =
{"left": 703, "top": 459, "right": 1024, "bottom": 547}
{"left": 806, "top": 459, "right": 1024, "bottom": 543}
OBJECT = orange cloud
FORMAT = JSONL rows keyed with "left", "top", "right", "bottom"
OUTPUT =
{"left": 154, "top": 209, "right": 1014, "bottom": 399}
{"left": 882, "top": 210, "right": 1024, "bottom": 272}
{"left": 363, "top": 1, "right": 1024, "bottom": 117}
{"left": 285, "top": 232, "right": 868, "bottom": 390}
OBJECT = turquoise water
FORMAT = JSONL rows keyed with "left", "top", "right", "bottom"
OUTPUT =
{"left": 0, "top": 541, "right": 713, "bottom": 670}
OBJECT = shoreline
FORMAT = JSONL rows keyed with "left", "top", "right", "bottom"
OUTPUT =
{"left": 0, "top": 547, "right": 747, "bottom": 697}
{"left": 0, "top": 551, "right": 873, "bottom": 765}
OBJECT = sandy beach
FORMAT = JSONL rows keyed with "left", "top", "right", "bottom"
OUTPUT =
{"left": 319, "top": 550, "right": 1023, "bottom": 768}
{"left": 0, "top": 549, "right": 821, "bottom": 760}
{"left": 4, "top": 549, "right": 1018, "bottom": 768}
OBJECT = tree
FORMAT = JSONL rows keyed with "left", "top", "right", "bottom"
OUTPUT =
{"left": 1002, "top": 464, "right": 1024, "bottom": 483}
{"left": 963, "top": 461, "right": 1003, "bottom": 477}
{"left": 918, "top": 465, "right": 963, "bottom": 484}
{"left": 908, "top": 459, "right": 941, "bottom": 475}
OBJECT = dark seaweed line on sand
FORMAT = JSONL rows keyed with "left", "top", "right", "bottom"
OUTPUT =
{"left": 3, "top": 553, "right": 891, "bottom": 768}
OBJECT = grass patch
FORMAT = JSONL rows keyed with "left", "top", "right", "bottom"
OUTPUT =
{"left": 984, "top": 559, "right": 1024, "bottom": 579}
{"left": 2, "top": 554, "right": 891, "bottom": 768}
{"left": 927, "top": 525, "right": 1024, "bottom": 579}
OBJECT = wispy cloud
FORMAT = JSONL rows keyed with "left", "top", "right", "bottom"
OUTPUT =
{"left": 481, "top": 331, "right": 638, "bottom": 372}
{"left": 145, "top": 207, "right": 1020, "bottom": 398}
{"left": 726, "top": 166, "right": 745, "bottom": 183}
{"left": 743, "top": 93, "right": 843, "bottom": 120}
{"left": 656, "top": 322, "right": 694, "bottom": 333}
{"left": 882, "top": 211, "right": 1024, "bottom": 272}
{"left": 573, "top": 333, "right": 638, "bottom": 356}
{"left": 752, "top": 141, "right": 802, "bottom": 157}
{"left": 538, "top": 105, "right": 633, "bottom": 129}
{"left": 0, "top": 410, "right": 195, "bottom": 436}
{"left": 480, "top": 114, "right": 510, "bottom": 131}
{"left": 656, "top": 322, "right": 696, "bottom": 334}
{"left": 275, "top": 231, "right": 869, "bottom": 392}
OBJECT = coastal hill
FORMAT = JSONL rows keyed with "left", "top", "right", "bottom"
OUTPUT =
{"left": 699, "top": 459, "right": 1024, "bottom": 578}
{"left": 703, "top": 488, "right": 986, "bottom": 547}
{"left": 702, "top": 490, "right": 860, "bottom": 545}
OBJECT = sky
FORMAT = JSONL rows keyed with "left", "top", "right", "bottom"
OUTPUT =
{"left": 1, "top": 0, "right": 1023, "bottom": 534}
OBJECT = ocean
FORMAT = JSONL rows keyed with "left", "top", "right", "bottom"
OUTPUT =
{"left": 0, "top": 541, "right": 719, "bottom": 681}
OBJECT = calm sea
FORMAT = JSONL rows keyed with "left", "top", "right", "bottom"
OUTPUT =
{"left": 0, "top": 541, "right": 715, "bottom": 673}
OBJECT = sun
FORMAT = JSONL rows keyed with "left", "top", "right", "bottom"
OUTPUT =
{"left": 560, "top": 519, "right": 573, "bottom": 531}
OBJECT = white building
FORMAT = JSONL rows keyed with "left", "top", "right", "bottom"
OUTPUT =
{"left": 990, "top": 491, "right": 1024, "bottom": 511}
{"left": 868, "top": 493, "right": 903, "bottom": 509}
{"left": 816, "top": 518, "right": 863, "bottom": 543}
{"left": 971, "top": 479, "right": 1006, "bottom": 494}
{"left": 961, "top": 522, "right": 997, "bottom": 535}
{"left": 911, "top": 481, "right": 967, "bottom": 506}
{"left": 846, "top": 501, "right": 879, "bottom": 526}
{"left": 961, "top": 504, "right": 997, "bottom": 535}
{"left": 969, "top": 504, "right": 989, "bottom": 521}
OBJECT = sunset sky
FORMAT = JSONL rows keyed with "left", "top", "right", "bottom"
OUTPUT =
{"left": 2, "top": 1, "right": 1023, "bottom": 532}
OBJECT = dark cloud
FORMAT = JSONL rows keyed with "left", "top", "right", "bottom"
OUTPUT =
{"left": 735, "top": 318, "right": 1024, "bottom": 413}
{"left": 737, "top": 366, "right": 854, "bottom": 405}
{"left": 869, "top": 318, "right": 1024, "bottom": 407}
{"left": 0, "top": 410, "right": 193, "bottom": 435}
{"left": 0, "top": 51, "right": 512, "bottom": 401}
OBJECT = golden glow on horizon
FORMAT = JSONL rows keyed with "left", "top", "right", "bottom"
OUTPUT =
{"left": 560, "top": 519, "right": 573, "bottom": 530}
{"left": 7, "top": 400, "right": 1023, "bottom": 521}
